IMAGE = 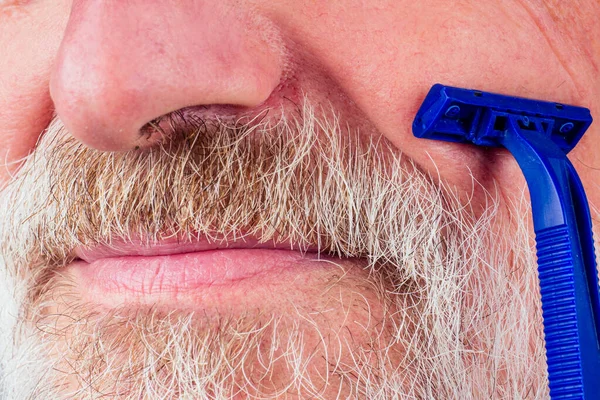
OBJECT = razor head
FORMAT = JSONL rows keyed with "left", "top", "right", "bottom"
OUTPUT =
{"left": 413, "top": 84, "right": 593, "bottom": 154}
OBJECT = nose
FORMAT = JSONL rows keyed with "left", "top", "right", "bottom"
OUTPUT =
{"left": 50, "top": 0, "right": 284, "bottom": 151}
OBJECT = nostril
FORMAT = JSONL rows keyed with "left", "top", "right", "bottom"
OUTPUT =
{"left": 135, "top": 104, "right": 264, "bottom": 149}
{"left": 137, "top": 108, "right": 202, "bottom": 147}
{"left": 138, "top": 116, "right": 170, "bottom": 145}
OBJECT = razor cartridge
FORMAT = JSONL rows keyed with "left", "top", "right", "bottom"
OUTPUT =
{"left": 413, "top": 84, "right": 600, "bottom": 399}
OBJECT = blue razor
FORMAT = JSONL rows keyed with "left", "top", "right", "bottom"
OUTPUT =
{"left": 413, "top": 84, "right": 600, "bottom": 399}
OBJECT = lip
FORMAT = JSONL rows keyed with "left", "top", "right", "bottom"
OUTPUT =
{"left": 68, "top": 236, "right": 342, "bottom": 309}
{"left": 75, "top": 236, "right": 318, "bottom": 263}
{"left": 73, "top": 248, "right": 320, "bottom": 292}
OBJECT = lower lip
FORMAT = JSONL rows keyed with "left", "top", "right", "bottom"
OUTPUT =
{"left": 69, "top": 249, "right": 324, "bottom": 304}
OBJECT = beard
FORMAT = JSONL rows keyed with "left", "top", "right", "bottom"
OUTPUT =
{"left": 0, "top": 100, "right": 550, "bottom": 399}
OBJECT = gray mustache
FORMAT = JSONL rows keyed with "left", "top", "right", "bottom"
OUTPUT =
{"left": 0, "top": 101, "right": 454, "bottom": 283}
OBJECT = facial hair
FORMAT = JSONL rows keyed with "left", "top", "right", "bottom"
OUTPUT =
{"left": 0, "top": 101, "right": 550, "bottom": 399}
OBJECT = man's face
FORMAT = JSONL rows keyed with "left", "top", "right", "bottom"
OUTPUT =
{"left": 0, "top": 1, "right": 598, "bottom": 398}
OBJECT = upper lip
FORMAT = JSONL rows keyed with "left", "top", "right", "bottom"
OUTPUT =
{"left": 75, "top": 236, "right": 319, "bottom": 263}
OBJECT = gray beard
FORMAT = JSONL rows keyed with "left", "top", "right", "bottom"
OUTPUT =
{"left": 0, "top": 102, "right": 551, "bottom": 399}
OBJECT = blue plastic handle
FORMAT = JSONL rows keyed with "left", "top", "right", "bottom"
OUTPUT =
{"left": 413, "top": 84, "right": 600, "bottom": 399}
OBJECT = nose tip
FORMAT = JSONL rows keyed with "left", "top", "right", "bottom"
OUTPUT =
{"left": 49, "top": 1, "right": 285, "bottom": 152}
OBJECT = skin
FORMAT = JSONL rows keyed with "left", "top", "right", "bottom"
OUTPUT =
{"left": 1, "top": 0, "right": 598, "bottom": 208}
{"left": 0, "top": 0, "right": 599, "bottom": 397}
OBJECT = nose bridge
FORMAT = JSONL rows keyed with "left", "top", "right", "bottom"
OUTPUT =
{"left": 50, "top": 0, "right": 284, "bottom": 151}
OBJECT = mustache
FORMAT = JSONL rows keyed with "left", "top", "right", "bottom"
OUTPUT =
{"left": 0, "top": 100, "right": 455, "bottom": 277}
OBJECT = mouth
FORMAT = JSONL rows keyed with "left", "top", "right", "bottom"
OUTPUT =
{"left": 67, "top": 236, "right": 361, "bottom": 311}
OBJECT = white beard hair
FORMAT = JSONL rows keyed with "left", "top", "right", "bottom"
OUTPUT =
{"left": 1, "top": 100, "right": 589, "bottom": 399}
{"left": 0, "top": 262, "right": 62, "bottom": 399}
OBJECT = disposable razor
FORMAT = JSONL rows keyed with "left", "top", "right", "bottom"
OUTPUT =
{"left": 413, "top": 84, "right": 600, "bottom": 399}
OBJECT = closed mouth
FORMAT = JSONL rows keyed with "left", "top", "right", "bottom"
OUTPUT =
{"left": 67, "top": 234, "right": 357, "bottom": 310}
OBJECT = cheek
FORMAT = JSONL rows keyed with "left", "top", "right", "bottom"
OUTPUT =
{"left": 0, "top": 1, "right": 70, "bottom": 186}
{"left": 280, "top": 0, "right": 585, "bottom": 209}
{"left": 0, "top": 85, "right": 53, "bottom": 185}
